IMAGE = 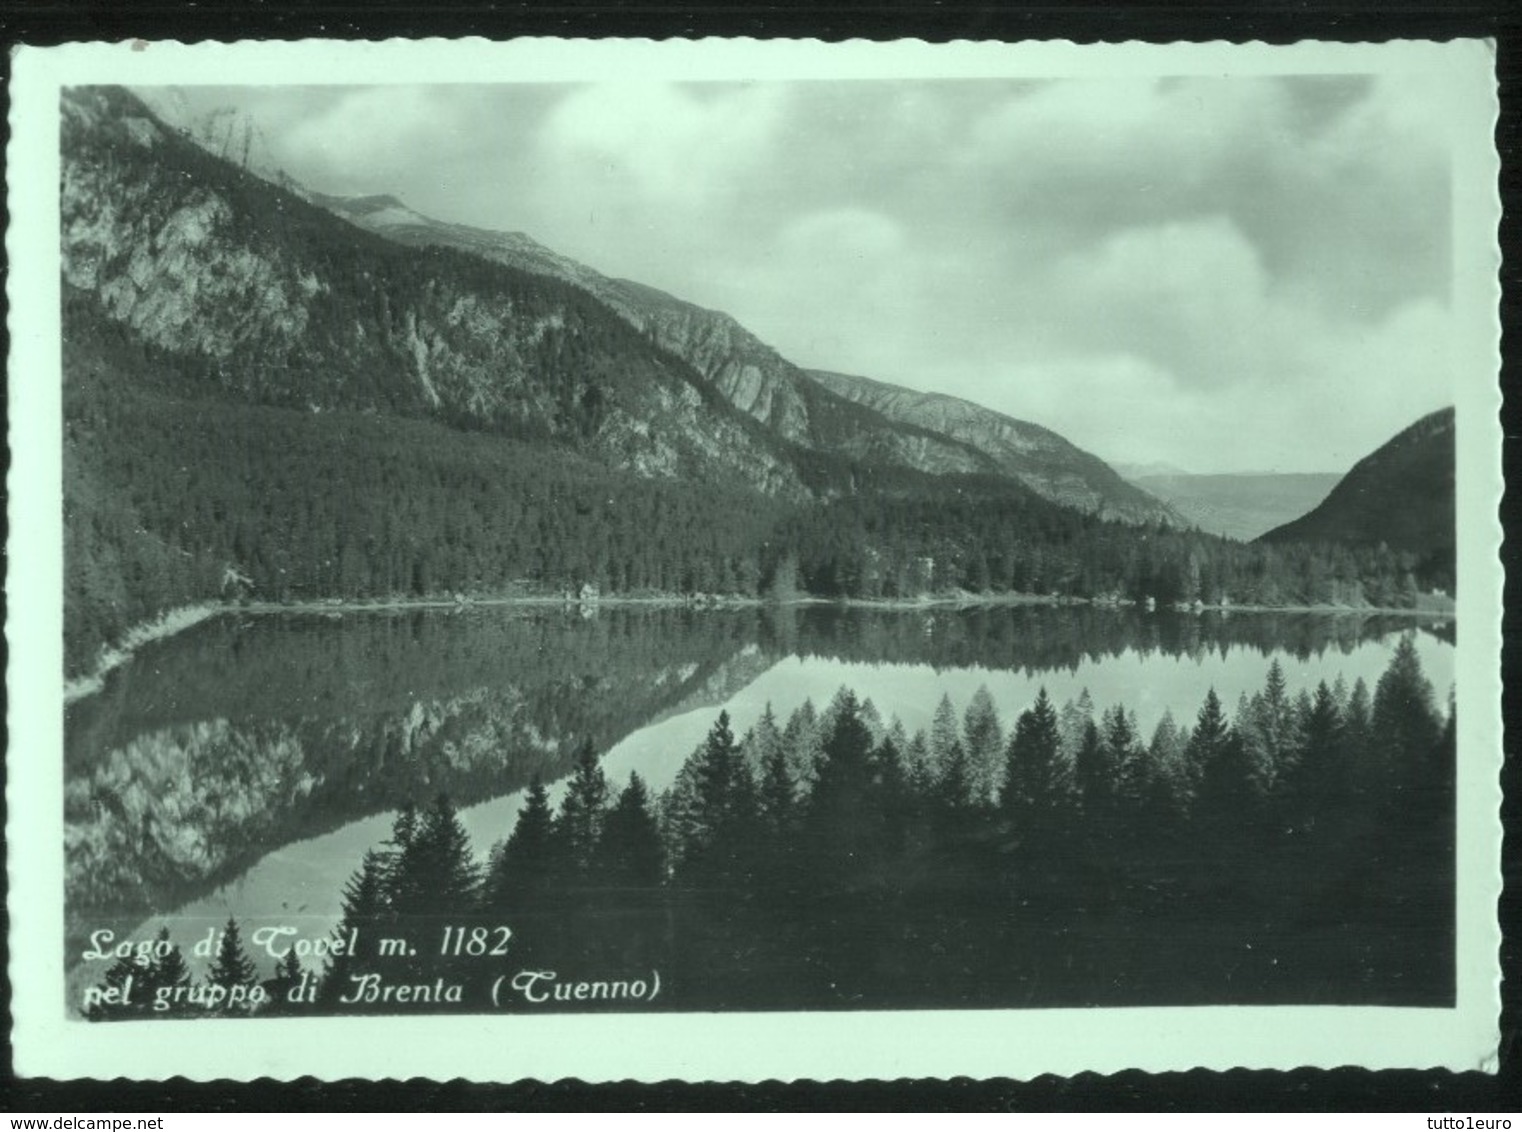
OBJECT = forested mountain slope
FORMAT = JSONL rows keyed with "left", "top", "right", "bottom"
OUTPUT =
{"left": 1258, "top": 408, "right": 1455, "bottom": 588}
{"left": 62, "top": 284, "right": 801, "bottom": 671}
{"left": 61, "top": 86, "right": 1447, "bottom": 678}
{"left": 136, "top": 87, "right": 1178, "bottom": 520}
{"left": 63, "top": 87, "right": 804, "bottom": 498}
{"left": 312, "top": 191, "right": 1002, "bottom": 479}
{"left": 806, "top": 368, "right": 1180, "bottom": 524}
{"left": 312, "top": 191, "right": 1176, "bottom": 521}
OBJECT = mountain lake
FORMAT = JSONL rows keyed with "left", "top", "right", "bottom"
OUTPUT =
{"left": 64, "top": 603, "right": 1456, "bottom": 1008}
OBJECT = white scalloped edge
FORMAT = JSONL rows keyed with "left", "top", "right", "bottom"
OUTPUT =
{"left": 5, "top": 36, "right": 1503, "bottom": 1083}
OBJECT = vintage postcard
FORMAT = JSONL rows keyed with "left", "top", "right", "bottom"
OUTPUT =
{"left": 6, "top": 38, "right": 1503, "bottom": 1081}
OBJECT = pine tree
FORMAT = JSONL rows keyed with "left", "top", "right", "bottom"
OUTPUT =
{"left": 658, "top": 755, "right": 704, "bottom": 871}
{"left": 150, "top": 927, "right": 193, "bottom": 1017}
{"left": 780, "top": 699, "right": 823, "bottom": 788}
{"left": 263, "top": 950, "right": 306, "bottom": 1015}
{"left": 858, "top": 696, "right": 886, "bottom": 747}
{"left": 394, "top": 794, "right": 482, "bottom": 918}
{"left": 275, "top": 949, "right": 304, "bottom": 990}
{"left": 963, "top": 685, "right": 1004, "bottom": 805}
{"left": 340, "top": 849, "right": 390, "bottom": 933}
{"left": 676, "top": 711, "right": 758, "bottom": 888}
{"left": 758, "top": 739, "right": 798, "bottom": 836}
{"left": 1059, "top": 689, "right": 1096, "bottom": 766}
{"left": 594, "top": 772, "right": 665, "bottom": 889}
{"left": 1282, "top": 680, "right": 1346, "bottom": 833}
{"left": 1331, "top": 674, "right": 1350, "bottom": 716}
{"left": 1073, "top": 718, "right": 1105, "bottom": 817}
{"left": 557, "top": 739, "right": 611, "bottom": 882}
{"left": 903, "top": 729, "right": 934, "bottom": 794}
{"left": 1344, "top": 677, "right": 1375, "bottom": 793}
{"left": 87, "top": 954, "right": 150, "bottom": 1021}
{"left": 1185, "top": 688, "right": 1231, "bottom": 789}
{"left": 1372, "top": 635, "right": 1443, "bottom": 798}
{"left": 934, "top": 735, "right": 974, "bottom": 813}
{"left": 1101, "top": 704, "right": 1145, "bottom": 817}
{"left": 319, "top": 848, "right": 389, "bottom": 1004}
{"left": 1191, "top": 688, "right": 1262, "bottom": 838}
{"left": 483, "top": 777, "right": 558, "bottom": 912}
{"left": 930, "top": 692, "right": 962, "bottom": 785}
{"left": 1261, "top": 659, "right": 1295, "bottom": 776}
{"left": 741, "top": 703, "right": 784, "bottom": 778}
{"left": 1144, "top": 710, "right": 1190, "bottom": 824}
{"left": 389, "top": 801, "right": 420, "bottom": 852}
{"left": 206, "top": 916, "right": 260, "bottom": 1015}
{"left": 806, "top": 689, "right": 882, "bottom": 887}
{"left": 869, "top": 732, "right": 910, "bottom": 848}
{"left": 1234, "top": 691, "right": 1275, "bottom": 800}
{"left": 1237, "top": 660, "right": 1297, "bottom": 796}
{"left": 381, "top": 802, "right": 421, "bottom": 909}
{"left": 1000, "top": 688, "right": 1067, "bottom": 835}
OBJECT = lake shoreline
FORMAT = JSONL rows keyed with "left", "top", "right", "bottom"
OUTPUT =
{"left": 64, "top": 589, "right": 1454, "bottom": 705}
{"left": 64, "top": 603, "right": 224, "bottom": 706}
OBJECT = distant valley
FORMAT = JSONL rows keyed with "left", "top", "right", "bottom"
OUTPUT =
{"left": 1121, "top": 471, "right": 1343, "bottom": 542}
{"left": 1259, "top": 408, "right": 1455, "bottom": 590}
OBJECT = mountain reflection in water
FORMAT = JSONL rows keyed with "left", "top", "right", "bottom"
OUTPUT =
{"left": 65, "top": 604, "right": 1454, "bottom": 966}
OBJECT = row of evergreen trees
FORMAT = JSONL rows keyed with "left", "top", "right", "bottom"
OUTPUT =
{"left": 86, "top": 637, "right": 1453, "bottom": 1018}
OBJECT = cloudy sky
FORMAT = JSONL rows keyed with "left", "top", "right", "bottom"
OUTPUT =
{"left": 170, "top": 76, "right": 1454, "bottom": 473}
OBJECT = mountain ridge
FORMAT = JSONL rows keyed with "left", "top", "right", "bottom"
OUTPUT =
{"left": 310, "top": 189, "right": 1178, "bottom": 524}
{"left": 806, "top": 368, "right": 1183, "bottom": 524}
{"left": 127, "top": 85, "right": 1180, "bottom": 525}
{"left": 310, "top": 190, "right": 1023, "bottom": 483}
{"left": 60, "top": 84, "right": 1444, "bottom": 678}
{"left": 63, "top": 86, "right": 816, "bottom": 500}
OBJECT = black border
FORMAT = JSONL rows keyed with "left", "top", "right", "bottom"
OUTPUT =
{"left": 1, "top": 0, "right": 1515, "bottom": 1113}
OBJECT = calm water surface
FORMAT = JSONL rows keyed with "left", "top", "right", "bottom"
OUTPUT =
{"left": 65, "top": 604, "right": 1453, "bottom": 974}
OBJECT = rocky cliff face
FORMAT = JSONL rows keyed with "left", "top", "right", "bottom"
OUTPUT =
{"left": 61, "top": 87, "right": 804, "bottom": 500}
{"left": 129, "top": 88, "right": 1185, "bottom": 518}
{"left": 315, "top": 193, "right": 998, "bottom": 478}
{"left": 65, "top": 605, "right": 762, "bottom": 918}
{"left": 316, "top": 193, "right": 1192, "bottom": 514}
{"left": 807, "top": 369, "right": 1182, "bottom": 525}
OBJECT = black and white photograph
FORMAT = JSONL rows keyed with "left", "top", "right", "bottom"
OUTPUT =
{"left": 6, "top": 37, "right": 1503, "bottom": 1081}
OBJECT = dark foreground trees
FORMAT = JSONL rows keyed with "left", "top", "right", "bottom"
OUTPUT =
{"left": 89, "top": 638, "right": 1453, "bottom": 1019}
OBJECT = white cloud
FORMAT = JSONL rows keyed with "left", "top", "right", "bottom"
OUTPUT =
{"left": 962, "top": 78, "right": 1278, "bottom": 214}
{"left": 188, "top": 77, "right": 1457, "bottom": 474}
{"left": 1051, "top": 216, "right": 1272, "bottom": 390}
{"left": 536, "top": 82, "right": 787, "bottom": 210}
{"left": 780, "top": 207, "right": 905, "bottom": 261}
{"left": 708, "top": 207, "right": 919, "bottom": 371}
{"left": 280, "top": 87, "right": 465, "bottom": 180}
